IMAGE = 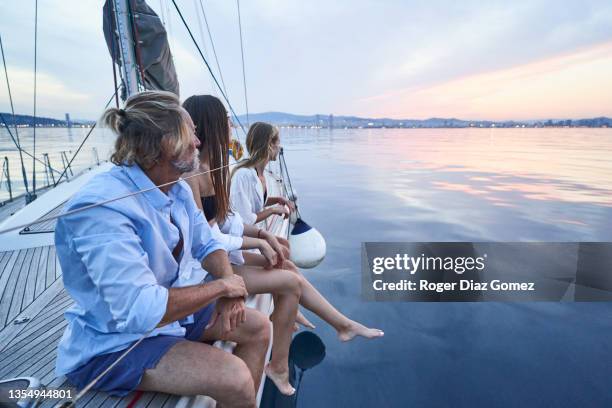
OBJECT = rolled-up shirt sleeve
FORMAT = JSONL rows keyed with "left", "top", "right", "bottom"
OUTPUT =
{"left": 210, "top": 222, "right": 243, "bottom": 252}
{"left": 230, "top": 171, "right": 257, "bottom": 225}
{"left": 61, "top": 204, "right": 168, "bottom": 334}
{"left": 191, "top": 208, "right": 226, "bottom": 262}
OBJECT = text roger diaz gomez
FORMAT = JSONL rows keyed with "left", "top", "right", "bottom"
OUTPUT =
{"left": 373, "top": 279, "right": 536, "bottom": 292}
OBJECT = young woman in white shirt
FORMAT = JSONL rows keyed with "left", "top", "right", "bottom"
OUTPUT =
{"left": 230, "top": 123, "right": 384, "bottom": 330}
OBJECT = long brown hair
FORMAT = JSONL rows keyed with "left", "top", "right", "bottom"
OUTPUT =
{"left": 231, "top": 122, "right": 279, "bottom": 177}
{"left": 182, "top": 95, "right": 231, "bottom": 222}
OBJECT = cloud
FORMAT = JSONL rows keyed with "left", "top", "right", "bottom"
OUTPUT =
{"left": 1, "top": 0, "right": 611, "bottom": 119}
{"left": 0, "top": 66, "right": 90, "bottom": 118}
{"left": 352, "top": 41, "right": 612, "bottom": 120}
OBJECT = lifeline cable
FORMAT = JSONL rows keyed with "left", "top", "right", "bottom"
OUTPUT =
{"left": 0, "top": 160, "right": 241, "bottom": 237}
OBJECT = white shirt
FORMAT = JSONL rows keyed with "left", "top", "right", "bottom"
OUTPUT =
{"left": 217, "top": 212, "right": 246, "bottom": 265}
{"left": 230, "top": 167, "right": 265, "bottom": 225}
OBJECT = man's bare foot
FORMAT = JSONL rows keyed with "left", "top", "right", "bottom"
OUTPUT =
{"left": 265, "top": 363, "right": 295, "bottom": 396}
{"left": 296, "top": 311, "right": 315, "bottom": 329}
{"left": 337, "top": 321, "right": 384, "bottom": 342}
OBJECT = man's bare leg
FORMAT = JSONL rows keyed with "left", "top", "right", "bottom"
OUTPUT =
{"left": 201, "top": 308, "right": 271, "bottom": 394}
{"left": 138, "top": 340, "right": 257, "bottom": 408}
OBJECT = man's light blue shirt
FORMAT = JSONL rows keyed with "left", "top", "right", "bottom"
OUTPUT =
{"left": 54, "top": 164, "right": 224, "bottom": 375}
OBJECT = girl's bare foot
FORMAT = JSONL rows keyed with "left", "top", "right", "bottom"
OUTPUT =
{"left": 337, "top": 321, "right": 384, "bottom": 342}
{"left": 296, "top": 311, "right": 315, "bottom": 329}
{"left": 265, "top": 363, "right": 295, "bottom": 396}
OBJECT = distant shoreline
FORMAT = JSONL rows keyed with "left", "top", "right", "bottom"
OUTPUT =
{"left": 1, "top": 124, "right": 609, "bottom": 130}
{"left": 2, "top": 111, "right": 610, "bottom": 129}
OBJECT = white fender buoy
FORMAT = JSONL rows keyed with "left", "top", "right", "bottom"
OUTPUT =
{"left": 288, "top": 218, "right": 326, "bottom": 268}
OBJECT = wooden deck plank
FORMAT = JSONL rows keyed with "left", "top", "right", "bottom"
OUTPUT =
{"left": 144, "top": 392, "right": 172, "bottom": 407}
{"left": 0, "top": 251, "right": 10, "bottom": 274}
{"left": 0, "top": 251, "right": 19, "bottom": 310}
{"left": 7, "top": 248, "right": 36, "bottom": 325}
{"left": 46, "top": 246, "right": 57, "bottom": 287}
{"left": 0, "top": 311, "right": 66, "bottom": 366}
{"left": 81, "top": 391, "right": 116, "bottom": 408}
{"left": 0, "top": 249, "right": 27, "bottom": 327}
{"left": 1, "top": 314, "right": 66, "bottom": 363}
{"left": 0, "top": 327, "right": 64, "bottom": 378}
{"left": 21, "top": 246, "right": 43, "bottom": 311}
{"left": 160, "top": 394, "right": 182, "bottom": 407}
{"left": 115, "top": 392, "right": 157, "bottom": 408}
{"left": 98, "top": 395, "right": 127, "bottom": 408}
{"left": 0, "top": 279, "right": 64, "bottom": 352}
{"left": 34, "top": 246, "right": 50, "bottom": 298}
{"left": 22, "top": 350, "right": 56, "bottom": 382}
{"left": 56, "top": 249, "right": 62, "bottom": 279}
{"left": 6, "top": 298, "right": 71, "bottom": 347}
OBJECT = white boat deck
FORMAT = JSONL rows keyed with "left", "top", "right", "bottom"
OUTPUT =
{"left": 0, "top": 163, "right": 289, "bottom": 407}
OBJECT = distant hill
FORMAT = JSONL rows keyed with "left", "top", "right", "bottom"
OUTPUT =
{"left": 237, "top": 112, "right": 612, "bottom": 129}
{"left": 0, "top": 113, "right": 95, "bottom": 127}
{"left": 2, "top": 111, "right": 610, "bottom": 129}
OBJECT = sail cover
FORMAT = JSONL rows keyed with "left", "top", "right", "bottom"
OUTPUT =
{"left": 103, "top": 0, "right": 180, "bottom": 96}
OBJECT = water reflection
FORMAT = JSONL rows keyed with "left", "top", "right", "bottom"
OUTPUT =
{"left": 275, "top": 128, "right": 612, "bottom": 407}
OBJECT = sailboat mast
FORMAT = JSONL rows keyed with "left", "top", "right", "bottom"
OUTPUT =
{"left": 112, "top": 0, "right": 140, "bottom": 98}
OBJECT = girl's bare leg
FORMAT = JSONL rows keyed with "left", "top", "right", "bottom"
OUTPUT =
{"left": 242, "top": 252, "right": 314, "bottom": 329}
{"left": 242, "top": 252, "right": 384, "bottom": 341}
{"left": 232, "top": 264, "right": 300, "bottom": 395}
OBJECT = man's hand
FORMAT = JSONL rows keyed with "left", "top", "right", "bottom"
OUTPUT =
{"left": 219, "top": 274, "right": 248, "bottom": 299}
{"left": 206, "top": 297, "right": 247, "bottom": 336}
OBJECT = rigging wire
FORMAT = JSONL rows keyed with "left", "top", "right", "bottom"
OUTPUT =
{"left": 192, "top": 0, "right": 218, "bottom": 96}
{"left": 170, "top": 0, "right": 247, "bottom": 139}
{"left": 236, "top": 0, "right": 249, "bottom": 127}
{"left": 32, "top": 0, "right": 39, "bottom": 197}
{"left": 107, "top": 3, "right": 120, "bottom": 108}
{"left": 53, "top": 88, "right": 119, "bottom": 187}
{"left": 0, "top": 34, "right": 31, "bottom": 195}
{"left": 197, "top": 0, "right": 228, "bottom": 97}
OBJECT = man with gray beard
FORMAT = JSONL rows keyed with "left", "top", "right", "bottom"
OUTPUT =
{"left": 54, "top": 91, "right": 269, "bottom": 408}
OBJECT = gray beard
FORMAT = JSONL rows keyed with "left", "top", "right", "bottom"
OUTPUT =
{"left": 171, "top": 150, "right": 200, "bottom": 174}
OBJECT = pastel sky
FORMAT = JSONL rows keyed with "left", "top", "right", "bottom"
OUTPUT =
{"left": 0, "top": 0, "right": 611, "bottom": 120}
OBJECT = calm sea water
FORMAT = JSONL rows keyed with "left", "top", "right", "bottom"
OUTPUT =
{"left": 277, "top": 128, "right": 612, "bottom": 408}
{"left": 2, "top": 127, "right": 612, "bottom": 407}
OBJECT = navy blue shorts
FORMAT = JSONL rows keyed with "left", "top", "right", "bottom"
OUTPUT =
{"left": 66, "top": 301, "right": 216, "bottom": 397}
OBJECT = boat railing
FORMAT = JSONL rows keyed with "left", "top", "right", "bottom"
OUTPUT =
{"left": 0, "top": 147, "right": 107, "bottom": 209}
{"left": 0, "top": 156, "right": 12, "bottom": 203}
